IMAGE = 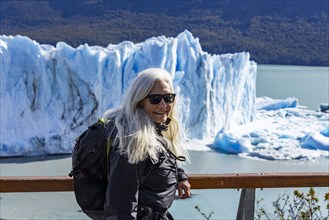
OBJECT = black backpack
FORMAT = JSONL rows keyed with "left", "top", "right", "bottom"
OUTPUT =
{"left": 68, "top": 118, "right": 115, "bottom": 212}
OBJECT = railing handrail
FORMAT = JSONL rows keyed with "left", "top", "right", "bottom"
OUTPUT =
{"left": 1, "top": 172, "right": 328, "bottom": 193}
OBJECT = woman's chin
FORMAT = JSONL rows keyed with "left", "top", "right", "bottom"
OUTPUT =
{"left": 153, "top": 116, "right": 167, "bottom": 124}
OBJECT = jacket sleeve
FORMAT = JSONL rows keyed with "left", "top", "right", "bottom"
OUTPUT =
{"left": 177, "top": 167, "right": 188, "bottom": 182}
{"left": 104, "top": 146, "right": 142, "bottom": 220}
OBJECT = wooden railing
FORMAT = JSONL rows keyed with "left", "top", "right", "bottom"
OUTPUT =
{"left": 1, "top": 172, "right": 328, "bottom": 220}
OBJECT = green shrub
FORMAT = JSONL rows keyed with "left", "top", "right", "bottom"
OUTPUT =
{"left": 256, "top": 188, "right": 329, "bottom": 220}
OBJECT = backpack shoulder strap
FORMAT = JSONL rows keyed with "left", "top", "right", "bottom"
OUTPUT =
{"left": 98, "top": 117, "right": 112, "bottom": 157}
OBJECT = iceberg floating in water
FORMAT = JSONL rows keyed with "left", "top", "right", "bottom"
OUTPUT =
{"left": 318, "top": 103, "right": 329, "bottom": 113}
{"left": 213, "top": 97, "right": 329, "bottom": 160}
{"left": 256, "top": 96, "right": 298, "bottom": 110}
{"left": 0, "top": 30, "right": 257, "bottom": 157}
{"left": 301, "top": 125, "right": 329, "bottom": 151}
{"left": 213, "top": 129, "right": 253, "bottom": 154}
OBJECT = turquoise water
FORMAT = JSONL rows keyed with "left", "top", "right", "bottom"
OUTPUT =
{"left": 1, "top": 65, "right": 329, "bottom": 219}
{"left": 257, "top": 65, "right": 329, "bottom": 110}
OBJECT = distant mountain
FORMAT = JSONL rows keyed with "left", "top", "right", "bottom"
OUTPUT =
{"left": 1, "top": 0, "right": 328, "bottom": 66}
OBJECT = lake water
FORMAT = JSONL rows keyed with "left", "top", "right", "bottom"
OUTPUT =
{"left": 256, "top": 65, "right": 329, "bottom": 110}
{"left": 1, "top": 64, "right": 328, "bottom": 220}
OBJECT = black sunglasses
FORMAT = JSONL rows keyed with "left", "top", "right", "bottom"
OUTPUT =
{"left": 145, "top": 93, "right": 176, "bottom": 105}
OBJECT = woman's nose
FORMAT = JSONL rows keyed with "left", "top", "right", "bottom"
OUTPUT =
{"left": 158, "top": 98, "right": 167, "bottom": 107}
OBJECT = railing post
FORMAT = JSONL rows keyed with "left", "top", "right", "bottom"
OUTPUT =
{"left": 236, "top": 188, "right": 255, "bottom": 220}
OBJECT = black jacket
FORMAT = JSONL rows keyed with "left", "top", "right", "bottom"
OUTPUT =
{"left": 103, "top": 131, "right": 188, "bottom": 220}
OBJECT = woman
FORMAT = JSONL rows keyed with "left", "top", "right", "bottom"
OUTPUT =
{"left": 102, "top": 68, "right": 191, "bottom": 220}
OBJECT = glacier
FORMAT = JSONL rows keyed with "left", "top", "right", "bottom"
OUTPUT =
{"left": 1, "top": 30, "right": 328, "bottom": 160}
{"left": 0, "top": 30, "right": 256, "bottom": 157}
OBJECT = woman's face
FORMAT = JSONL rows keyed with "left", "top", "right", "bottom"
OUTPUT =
{"left": 140, "top": 80, "right": 174, "bottom": 124}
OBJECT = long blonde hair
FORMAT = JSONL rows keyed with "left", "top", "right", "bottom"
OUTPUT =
{"left": 104, "top": 68, "right": 188, "bottom": 164}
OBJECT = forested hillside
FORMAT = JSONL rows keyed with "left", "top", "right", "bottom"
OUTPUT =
{"left": 1, "top": 0, "right": 328, "bottom": 66}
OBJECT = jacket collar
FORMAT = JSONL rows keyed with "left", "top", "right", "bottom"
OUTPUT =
{"left": 155, "top": 118, "right": 171, "bottom": 135}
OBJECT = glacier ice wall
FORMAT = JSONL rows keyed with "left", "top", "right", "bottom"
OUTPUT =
{"left": 0, "top": 30, "right": 257, "bottom": 156}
